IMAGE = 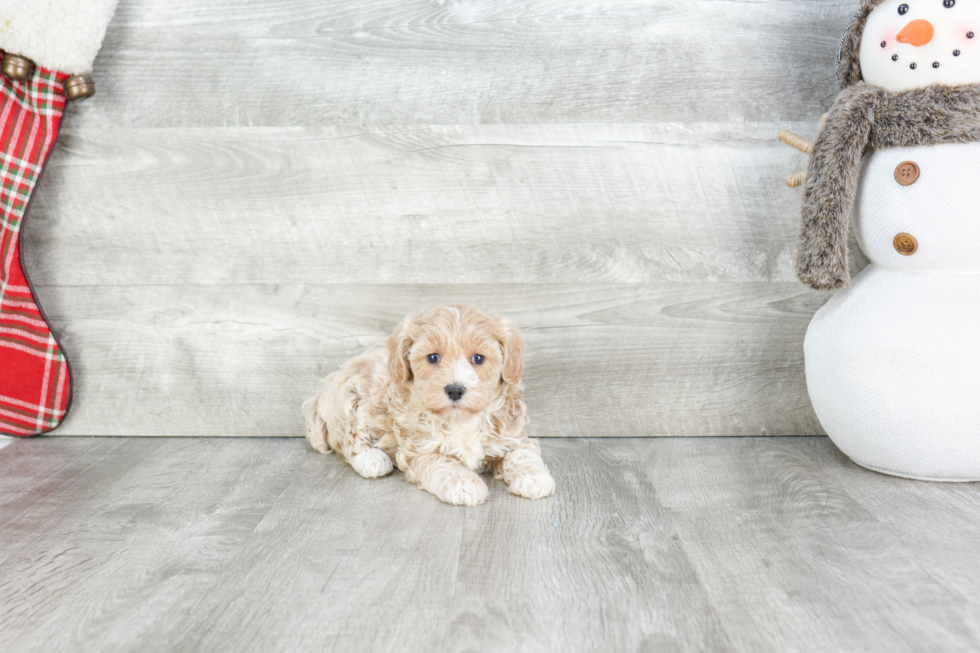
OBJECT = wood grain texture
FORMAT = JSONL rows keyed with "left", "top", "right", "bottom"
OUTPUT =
{"left": 649, "top": 438, "right": 980, "bottom": 652}
{"left": 71, "top": 0, "right": 854, "bottom": 128}
{"left": 439, "top": 438, "right": 732, "bottom": 652}
{"left": 817, "top": 441, "right": 980, "bottom": 629}
{"left": 12, "top": 0, "right": 865, "bottom": 437}
{"left": 3, "top": 437, "right": 980, "bottom": 652}
{"left": 0, "top": 438, "right": 302, "bottom": 651}
{"left": 40, "top": 283, "right": 826, "bottom": 437}
{"left": 25, "top": 123, "right": 819, "bottom": 286}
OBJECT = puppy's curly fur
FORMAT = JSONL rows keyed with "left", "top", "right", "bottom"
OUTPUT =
{"left": 303, "top": 305, "right": 555, "bottom": 506}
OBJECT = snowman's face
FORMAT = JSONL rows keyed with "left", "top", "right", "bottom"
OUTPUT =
{"left": 860, "top": 0, "right": 980, "bottom": 91}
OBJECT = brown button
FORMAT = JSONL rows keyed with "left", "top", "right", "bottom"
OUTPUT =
{"left": 895, "top": 161, "right": 920, "bottom": 186}
{"left": 1, "top": 53, "right": 35, "bottom": 81}
{"left": 894, "top": 232, "right": 918, "bottom": 255}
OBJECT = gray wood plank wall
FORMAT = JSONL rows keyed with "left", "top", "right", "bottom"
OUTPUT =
{"left": 22, "top": 0, "right": 866, "bottom": 436}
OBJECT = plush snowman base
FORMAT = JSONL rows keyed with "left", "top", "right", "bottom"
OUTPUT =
{"left": 806, "top": 266, "right": 980, "bottom": 482}
{"left": 855, "top": 463, "right": 980, "bottom": 484}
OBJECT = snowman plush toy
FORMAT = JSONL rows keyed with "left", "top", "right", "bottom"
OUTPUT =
{"left": 796, "top": 0, "right": 980, "bottom": 481}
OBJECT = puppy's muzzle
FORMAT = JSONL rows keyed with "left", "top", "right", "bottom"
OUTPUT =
{"left": 444, "top": 384, "right": 466, "bottom": 402}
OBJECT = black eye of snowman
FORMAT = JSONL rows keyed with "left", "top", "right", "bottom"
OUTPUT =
{"left": 899, "top": 4, "right": 909, "bottom": 15}
{"left": 933, "top": 61, "right": 940, "bottom": 68}
{"left": 910, "top": 62, "right": 918, "bottom": 69}
{"left": 944, "top": 0, "right": 955, "bottom": 7}
{"left": 954, "top": 49, "right": 961, "bottom": 56}
{"left": 969, "top": 32, "right": 976, "bottom": 38}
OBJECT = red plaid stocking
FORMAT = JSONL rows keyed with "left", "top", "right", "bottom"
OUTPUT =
{"left": 0, "top": 56, "right": 71, "bottom": 436}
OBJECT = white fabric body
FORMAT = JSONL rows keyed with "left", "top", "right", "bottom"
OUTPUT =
{"left": 0, "top": 0, "right": 118, "bottom": 74}
{"left": 853, "top": 142, "right": 980, "bottom": 272}
{"left": 861, "top": 0, "right": 980, "bottom": 92}
{"left": 806, "top": 143, "right": 980, "bottom": 480}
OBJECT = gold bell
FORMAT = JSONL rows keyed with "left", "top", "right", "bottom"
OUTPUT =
{"left": 63, "top": 75, "right": 95, "bottom": 101}
{"left": 1, "top": 53, "right": 35, "bottom": 81}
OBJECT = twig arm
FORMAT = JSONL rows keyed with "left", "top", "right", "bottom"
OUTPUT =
{"left": 778, "top": 130, "right": 813, "bottom": 154}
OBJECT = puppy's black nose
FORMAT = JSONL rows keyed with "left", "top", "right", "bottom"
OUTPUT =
{"left": 445, "top": 384, "right": 466, "bottom": 402}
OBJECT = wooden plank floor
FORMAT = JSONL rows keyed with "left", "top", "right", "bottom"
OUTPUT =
{"left": 2, "top": 437, "right": 978, "bottom": 652}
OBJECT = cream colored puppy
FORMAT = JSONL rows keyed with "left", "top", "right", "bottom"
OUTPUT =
{"left": 303, "top": 305, "right": 555, "bottom": 506}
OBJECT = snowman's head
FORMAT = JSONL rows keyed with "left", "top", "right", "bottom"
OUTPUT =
{"left": 838, "top": 0, "right": 980, "bottom": 90}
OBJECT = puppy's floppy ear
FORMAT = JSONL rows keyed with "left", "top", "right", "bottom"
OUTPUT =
{"left": 387, "top": 313, "right": 420, "bottom": 383}
{"left": 494, "top": 317, "right": 525, "bottom": 386}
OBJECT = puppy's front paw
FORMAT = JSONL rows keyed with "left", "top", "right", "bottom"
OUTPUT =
{"left": 351, "top": 448, "right": 394, "bottom": 479}
{"left": 429, "top": 468, "right": 489, "bottom": 507}
{"left": 508, "top": 470, "right": 556, "bottom": 500}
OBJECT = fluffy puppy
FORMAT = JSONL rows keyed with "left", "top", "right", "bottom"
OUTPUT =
{"left": 303, "top": 305, "right": 555, "bottom": 506}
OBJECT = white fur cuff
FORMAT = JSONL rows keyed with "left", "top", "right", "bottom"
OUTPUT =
{"left": 0, "top": 0, "right": 119, "bottom": 74}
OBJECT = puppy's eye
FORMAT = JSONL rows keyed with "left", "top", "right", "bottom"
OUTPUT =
{"left": 427, "top": 354, "right": 440, "bottom": 364}
{"left": 471, "top": 354, "right": 485, "bottom": 365}
{"left": 899, "top": 3, "right": 909, "bottom": 14}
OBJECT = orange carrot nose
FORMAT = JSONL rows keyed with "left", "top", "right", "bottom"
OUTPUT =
{"left": 896, "top": 19, "right": 935, "bottom": 46}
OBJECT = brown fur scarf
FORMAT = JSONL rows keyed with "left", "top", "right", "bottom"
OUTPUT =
{"left": 798, "top": 82, "right": 980, "bottom": 290}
